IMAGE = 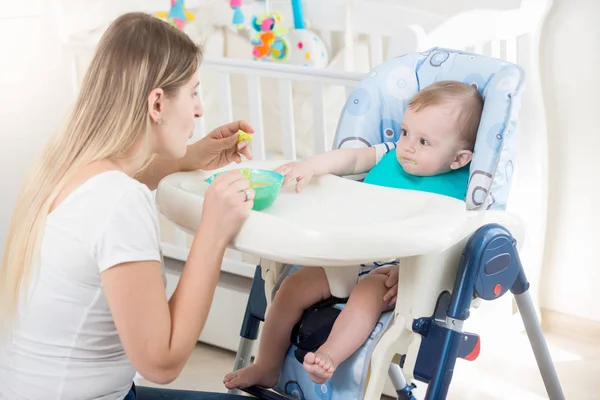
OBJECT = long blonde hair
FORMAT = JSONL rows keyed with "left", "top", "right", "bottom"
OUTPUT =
{"left": 0, "top": 12, "right": 201, "bottom": 331}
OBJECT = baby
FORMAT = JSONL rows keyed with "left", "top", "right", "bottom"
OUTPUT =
{"left": 224, "top": 81, "right": 483, "bottom": 389}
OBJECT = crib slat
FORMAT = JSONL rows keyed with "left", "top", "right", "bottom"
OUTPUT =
{"left": 218, "top": 73, "right": 233, "bottom": 124}
{"left": 369, "top": 35, "right": 383, "bottom": 69}
{"left": 505, "top": 38, "right": 517, "bottom": 63}
{"left": 247, "top": 76, "right": 266, "bottom": 160}
{"left": 278, "top": 79, "right": 296, "bottom": 160}
{"left": 491, "top": 40, "right": 501, "bottom": 59}
{"left": 320, "top": 30, "right": 333, "bottom": 54}
{"left": 343, "top": 3, "right": 355, "bottom": 71}
{"left": 473, "top": 43, "right": 483, "bottom": 55}
{"left": 313, "top": 84, "right": 328, "bottom": 155}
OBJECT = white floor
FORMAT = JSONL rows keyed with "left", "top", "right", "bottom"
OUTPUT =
{"left": 138, "top": 329, "right": 599, "bottom": 399}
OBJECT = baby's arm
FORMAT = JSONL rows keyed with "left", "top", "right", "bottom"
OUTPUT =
{"left": 276, "top": 145, "right": 382, "bottom": 192}
{"left": 308, "top": 147, "right": 377, "bottom": 177}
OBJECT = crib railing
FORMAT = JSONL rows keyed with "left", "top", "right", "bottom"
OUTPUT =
{"left": 196, "top": 58, "right": 364, "bottom": 156}
{"left": 159, "top": 58, "right": 365, "bottom": 277}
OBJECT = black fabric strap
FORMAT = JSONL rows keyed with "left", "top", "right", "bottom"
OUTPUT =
{"left": 290, "top": 296, "right": 349, "bottom": 363}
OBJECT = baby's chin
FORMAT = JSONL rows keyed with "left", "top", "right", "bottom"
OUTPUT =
{"left": 397, "top": 156, "right": 424, "bottom": 175}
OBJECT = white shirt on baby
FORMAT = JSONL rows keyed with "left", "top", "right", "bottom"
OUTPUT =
{"left": 0, "top": 171, "right": 164, "bottom": 400}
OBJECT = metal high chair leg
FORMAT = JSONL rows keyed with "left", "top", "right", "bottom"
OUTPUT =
{"left": 389, "top": 363, "right": 417, "bottom": 400}
{"left": 410, "top": 224, "right": 565, "bottom": 400}
{"left": 513, "top": 278, "right": 565, "bottom": 399}
{"left": 229, "top": 265, "right": 267, "bottom": 396}
{"left": 229, "top": 260, "right": 289, "bottom": 399}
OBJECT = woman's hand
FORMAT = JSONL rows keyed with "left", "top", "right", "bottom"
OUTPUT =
{"left": 369, "top": 265, "right": 399, "bottom": 306}
{"left": 200, "top": 170, "right": 255, "bottom": 247}
{"left": 183, "top": 121, "right": 254, "bottom": 172}
{"left": 274, "top": 161, "right": 316, "bottom": 193}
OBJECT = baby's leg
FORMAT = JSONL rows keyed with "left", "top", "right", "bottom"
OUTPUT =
{"left": 224, "top": 267, "right": 331, "bottom": 390}
{"left": 303, "top": 274, "right": 389, "bottom": 384}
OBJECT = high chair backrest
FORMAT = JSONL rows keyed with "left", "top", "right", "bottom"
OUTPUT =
{"left": 332, "top": 48, "right": 524, "bottom": 211}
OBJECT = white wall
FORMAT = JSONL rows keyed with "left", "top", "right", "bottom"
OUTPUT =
{"left": 539, "top": 0, "right": 600, "bottom": 322}
{"left": 0, "top": 2, "right": 71, "bottom": 257}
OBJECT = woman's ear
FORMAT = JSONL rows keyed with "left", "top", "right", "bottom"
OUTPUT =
{"left": 148, "top": 88, "right": 164, "bottom": 124}
{"left": 450, "top": 150, "right": 473, "bottom": 170}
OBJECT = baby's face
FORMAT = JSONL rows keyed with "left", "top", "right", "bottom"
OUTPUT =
{"left": 396, "top": 104, "right": 470, "bottom": 176}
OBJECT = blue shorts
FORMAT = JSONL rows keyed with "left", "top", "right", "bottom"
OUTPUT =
{"left": 359, "top": 259, "right": 399, "bottom": 278}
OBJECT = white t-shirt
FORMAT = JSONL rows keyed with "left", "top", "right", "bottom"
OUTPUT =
{"left": 0, "top": 171, "right": 164, "bottom": 400}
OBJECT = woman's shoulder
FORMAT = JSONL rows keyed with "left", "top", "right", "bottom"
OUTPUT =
{"left": 92, "top": 170, "right": 150, "bottom": 192}
{"left": 80, "top": 170, "right": 152, "bottom": 201}
{"left": 51, "top": 170, "right": 154, "bottom": 223}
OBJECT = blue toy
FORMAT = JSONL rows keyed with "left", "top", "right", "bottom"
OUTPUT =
{"left": 156, "top": 0, "right": 195, "bottom": 30}
{"left": 230, "top": 0, "right": 244, "bottom": 29}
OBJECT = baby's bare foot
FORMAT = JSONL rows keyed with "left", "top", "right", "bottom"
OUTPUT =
{"left": 223, "top": 363, "right": 279, "bottom": 390}
{"left": 303, "top": 351, "right": 336, "bottom": 384}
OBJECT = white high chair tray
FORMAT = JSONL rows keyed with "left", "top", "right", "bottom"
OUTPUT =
{"left": 156, "top": 160, "right": 485, "bottom": 267}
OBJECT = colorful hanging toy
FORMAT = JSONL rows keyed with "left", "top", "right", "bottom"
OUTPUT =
{"left": 156, "top": 0, "right": 195, "bottom": 30}
{"left": 230, "top": 0, "right": 245, "bottom": 30}
{"left": 250, "top": 12, "right": 290, "bottom": 61}
{"left": 229, "top": 0, "right": 329, "bottom": 67}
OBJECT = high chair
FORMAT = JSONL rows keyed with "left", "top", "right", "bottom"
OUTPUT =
{"left": 155, "top": 49, "right": 565, "bottom": 400}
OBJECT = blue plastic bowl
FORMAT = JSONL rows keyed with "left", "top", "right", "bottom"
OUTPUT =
{"left": 205, "top": 168, "right": 284, "bottom": 211}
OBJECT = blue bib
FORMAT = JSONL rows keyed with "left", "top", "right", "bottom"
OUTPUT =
{"left": 363, "top": 149, "right": 470, "bottom": 201}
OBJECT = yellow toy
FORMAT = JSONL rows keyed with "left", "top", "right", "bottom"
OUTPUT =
{"left": 237, "top": 130, "right": 253, "bottom": 143}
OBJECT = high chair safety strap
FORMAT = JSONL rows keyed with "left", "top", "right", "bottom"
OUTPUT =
{"left": 290, "top": 296, "right": 348, "bottom": 363}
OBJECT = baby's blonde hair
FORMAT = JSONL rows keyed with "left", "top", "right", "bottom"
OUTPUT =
{"left": 408, "top": 81, "right": 483, "bottom": 149}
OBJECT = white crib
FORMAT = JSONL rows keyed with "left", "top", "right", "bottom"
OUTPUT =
{"left": 53, "top": 0, "right": 552, "bottom": 397}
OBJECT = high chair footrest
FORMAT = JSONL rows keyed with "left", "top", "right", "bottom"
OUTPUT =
{"left": 242, "top": 386, "right": 297, "bottom": 400}
{"left": 458, "top": 332, "right": 480, "bottom": 361}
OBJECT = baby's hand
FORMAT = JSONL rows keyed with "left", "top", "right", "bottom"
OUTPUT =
{"left": 274, "top": 162, "right": 315, "bottom": 193}
{"left": 370, "top": 265, "right": 399, "bottom": 306}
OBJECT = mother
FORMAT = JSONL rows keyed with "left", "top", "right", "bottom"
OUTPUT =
{"left": 0, "top": 12, "right": 254, "bottom": 400}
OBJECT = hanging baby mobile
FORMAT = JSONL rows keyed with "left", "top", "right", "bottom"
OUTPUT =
{"left": 156, "top": 0, "right": 195, "bottom": 30}
{"left": 229, "top": 0, "right": 329, "bottom": 68}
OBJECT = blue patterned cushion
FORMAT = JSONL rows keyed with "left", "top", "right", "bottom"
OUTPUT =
{"left": 332, "top": 47, "right": 524, "bottom": 210}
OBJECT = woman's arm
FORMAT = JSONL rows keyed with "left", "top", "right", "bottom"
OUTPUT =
{"left": 101, "top": 224, "right": 225, "bottom": 384}
{"left": 102, "top": 170, "right": 251, "bottom": 384}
